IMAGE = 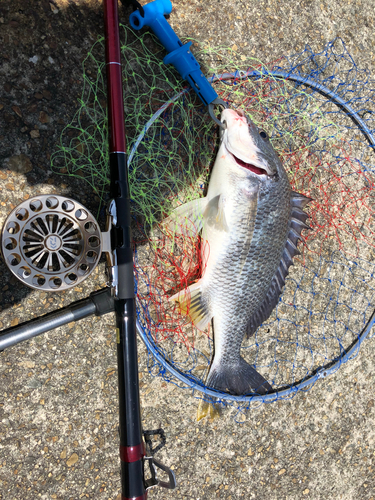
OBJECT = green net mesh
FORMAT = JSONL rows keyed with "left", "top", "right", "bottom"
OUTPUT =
{"left": 51, "top": 26, "right": 375, "bottom": 419}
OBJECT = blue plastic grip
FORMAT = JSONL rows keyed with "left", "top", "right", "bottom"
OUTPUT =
{"left": 129, "top": 0, "right": 219, "bottom": 106}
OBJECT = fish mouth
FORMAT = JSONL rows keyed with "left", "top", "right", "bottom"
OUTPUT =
{"left": 230, "top": 152, "right": 268, "bottom": 176}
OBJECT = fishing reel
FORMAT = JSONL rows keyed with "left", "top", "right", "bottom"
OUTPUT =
{"left": 1, "top": 195, "right": 112, "bottom": 292}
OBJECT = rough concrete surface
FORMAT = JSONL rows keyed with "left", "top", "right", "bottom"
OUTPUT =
{"left": 0, "top": 0, "right": 375, "bottom": 499}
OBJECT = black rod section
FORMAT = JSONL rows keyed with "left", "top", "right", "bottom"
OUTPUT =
{"left": 116, "top": 298, "right": 147, "bottom": 499}
{"left": 0, "top": 288, "right": 114, "bottom": 351}
{"left": 103, "top": 0, "right": 147, "bottom": 498}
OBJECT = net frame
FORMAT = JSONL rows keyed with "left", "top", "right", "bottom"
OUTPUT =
{"left": 133, "top": 70, "right": 375, "bottom": 404}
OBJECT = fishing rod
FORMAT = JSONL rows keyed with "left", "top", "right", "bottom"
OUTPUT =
{"left": 0, "top": 0, "right": 227, "bottom": 496}
{"left": 102, "top": 0, "right": 178, "bottom": 496}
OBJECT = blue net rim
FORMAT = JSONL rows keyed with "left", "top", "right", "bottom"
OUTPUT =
{"left": 131, "top": 69, "right": 375, "bottom": 402}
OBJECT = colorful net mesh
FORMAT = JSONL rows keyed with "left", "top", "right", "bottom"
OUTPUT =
{"left": 51, "top": 27, "right": 375, "bottom": 418}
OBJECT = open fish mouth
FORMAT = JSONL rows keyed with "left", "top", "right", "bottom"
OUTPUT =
{"left": 227, "top": 150, "right": 269, "bottom": 176}
{"left": 231, "top": 153, "right": 268, "bottom": 176}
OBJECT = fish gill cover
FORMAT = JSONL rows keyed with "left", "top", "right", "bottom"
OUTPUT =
{"left": 50, "top": 26, "right": 375, "bottom": 420}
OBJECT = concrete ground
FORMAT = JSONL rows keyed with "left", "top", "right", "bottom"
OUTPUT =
{"left": 0, "top": 0, "right": 375, "bottom": 499}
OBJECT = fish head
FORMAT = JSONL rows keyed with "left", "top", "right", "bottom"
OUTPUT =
{"left": 219, "top": 108, "right": 283, "bottom": 183}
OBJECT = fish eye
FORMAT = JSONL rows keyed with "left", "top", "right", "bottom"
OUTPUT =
{"left": 259, "top": 130, "right": 268, "bottom": 139}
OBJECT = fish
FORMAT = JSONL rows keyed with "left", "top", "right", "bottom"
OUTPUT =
{"left": 167, "top": 108, "right": 311, "bottom": 418}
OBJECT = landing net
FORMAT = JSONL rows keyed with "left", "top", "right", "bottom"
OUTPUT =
{"left": 51, "top": 27, "right": 375, "bottom": 418}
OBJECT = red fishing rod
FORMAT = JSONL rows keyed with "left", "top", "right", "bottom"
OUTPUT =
{"left": 103, "top": 0, "right": 176, "bottom": 497}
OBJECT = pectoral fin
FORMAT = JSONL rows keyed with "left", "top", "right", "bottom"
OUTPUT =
{"left": 203, "top": 194, "right": 229, "bottom": 232}
{"left": 169, "top": 280, "right": 212, "bottom": 330}
{"left": 164, "top": 197, "right": 207, "bottom": 235}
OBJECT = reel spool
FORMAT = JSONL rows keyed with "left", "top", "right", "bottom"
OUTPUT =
{"left": 1, "top": 195, "right": 103, "bottom": 292}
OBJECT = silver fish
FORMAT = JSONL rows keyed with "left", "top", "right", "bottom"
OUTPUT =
{"left": 168, "top": 108, "right": 311, "bottom": 408}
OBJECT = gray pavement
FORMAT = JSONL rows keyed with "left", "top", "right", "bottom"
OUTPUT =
{"left": 0, "top": 1, "right": 375, "bottom": 499}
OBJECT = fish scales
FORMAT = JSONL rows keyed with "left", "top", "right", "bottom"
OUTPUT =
{"left": 209, "top": 174, "right": 291, "bottom": 364}
{"left": 168, "top": 108, "right": 310, "bottom": 402}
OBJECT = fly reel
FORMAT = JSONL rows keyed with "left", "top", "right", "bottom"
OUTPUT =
{"left": 1, "top": 195, "right": 104, "bottom": 292}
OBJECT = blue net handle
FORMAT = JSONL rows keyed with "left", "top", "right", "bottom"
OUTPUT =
{"left": 132, "top": 70, "right": 375, "bottom": 402}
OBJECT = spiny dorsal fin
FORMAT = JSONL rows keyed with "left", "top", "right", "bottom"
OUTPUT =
{"left": 291, "top": 191, "right": 313, "bottom": 209}
{"left": 245, "top": 191, "right": 312, "bottom": 338}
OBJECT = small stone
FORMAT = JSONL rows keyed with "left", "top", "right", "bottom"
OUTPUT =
{"left": 50, "top": 2, "right": 59, "bottom": 14}
{"left": 6, "top": 154, "right": 33, "bottom": 174}
{"left": 66, "top": 453, "right": 79, "bottom": 467}
{"left": 278, "top": 469, "right": 286, "bottom": 475}
{"left": 60, "top": 448, "right": 67, "bottom": 459}
{"left": 30, "top": 129, "right": 40, "bottom": 139}
{"left": 43, "top": 89, "right": 52, "bottom": 100}
{"left": 10, "top": 318, "right": 19, "bottom": 327}
{"left": 40, "top": 399, "right": 45, "bottom": 405}
{"left": 39, "top": 111, "right": 50, "bottom": 123}
{"left": 24, "top": 360, "right": 35, "bottom": 368}
{"left": 232, "top": 44, "right": 238, "bottom": 51}
{"left": 303, "top": 489, "right": 310, "bottom": 495}
{"left": 11, "top": 105, "right": 22, "bottom": 118}
{"left": 27, "top": 379, "right": 42, "bottom": 389}
{"left": 35, "top": 93, "right": 43, "bottom": 100}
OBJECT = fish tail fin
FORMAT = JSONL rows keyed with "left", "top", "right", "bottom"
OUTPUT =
{"left": 169, "top": 281, "right": 212, "bottom": 330}
{"left": 206, "top": 357, "right": 272, "bottom": 396}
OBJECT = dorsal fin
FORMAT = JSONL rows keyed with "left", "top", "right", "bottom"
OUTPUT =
{"left": 245, "top": 191, "right": 312, "bottom": 339}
